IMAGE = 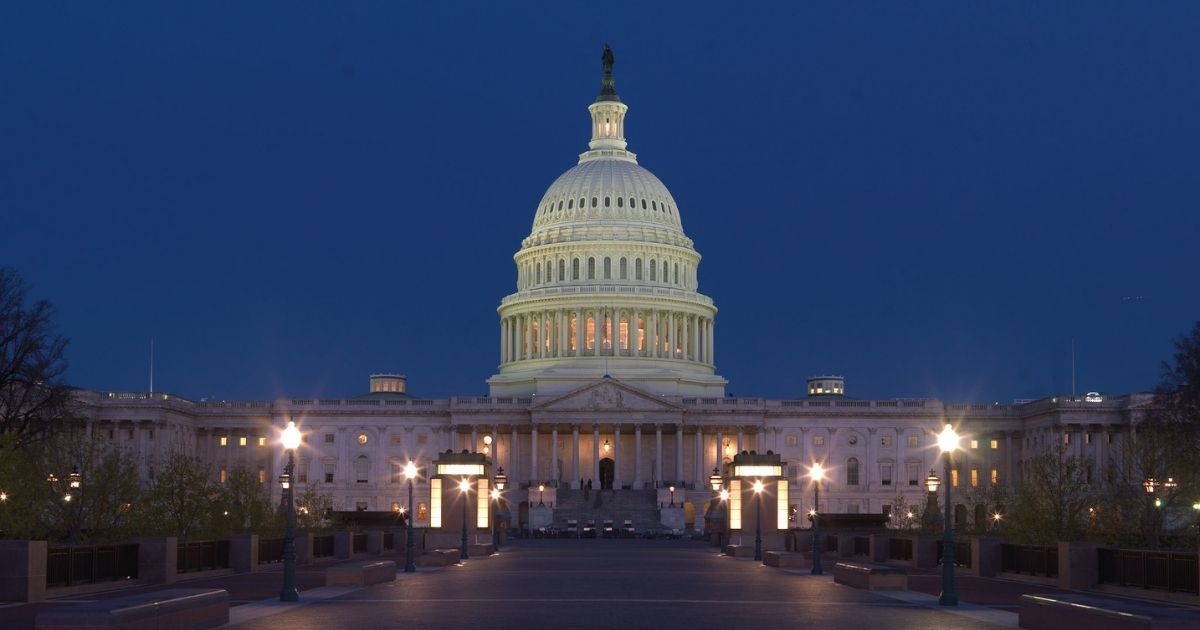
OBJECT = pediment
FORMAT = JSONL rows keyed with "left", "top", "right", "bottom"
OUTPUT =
{"left": 531, "top": 378, "right": 684, "bottom": 412}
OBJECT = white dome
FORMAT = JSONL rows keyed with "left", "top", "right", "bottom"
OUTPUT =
{"left": 532, "top": 159, "right": 685, "bottom": 234}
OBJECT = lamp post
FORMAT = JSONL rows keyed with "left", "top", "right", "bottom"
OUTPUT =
{"left": 1143, "top": 476, "right": 1160, "bottom": 548}
{"left": 937, "top": 424, "right": 960, "bottom": 606}
{"left": 65, "top": 466, "right": 83, "bottom": 545}
{"left": 494, "top": 467, "right": 507, "bottom": 549}
{"left": 752, "top": 479, "right": 764, "bottom": 561}
{"left": 809, "top": 463, "right": 825, "bottom": 575}
{"left": 709, "top": 467, "right": 724, "bottom": 551}
{"left": 459, "top": 478, "right": 471, "bottom": 560}
{"left": 279, "top": 420, "right": 301, "bottom": 602}
{"left": 718, "top": 489, "right": 730, "bottom": 553}
{"left": 538, "top": 483, "right": 545, "bottom": 507}
{"left": 669, "top": 485, "right": 676, "bottom": 508}
{"left": 403, "top": 461, "right": 418, "bottom": 573}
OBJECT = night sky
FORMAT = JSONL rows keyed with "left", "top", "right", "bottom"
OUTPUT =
{"left": 3, "top": 3, "right": 1197, "bottom": 403}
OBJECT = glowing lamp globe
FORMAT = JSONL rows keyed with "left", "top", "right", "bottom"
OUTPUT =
{"left": 282, "top": 421, "right": 302, "bottom": 450}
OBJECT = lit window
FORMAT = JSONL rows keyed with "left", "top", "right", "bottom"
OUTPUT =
{"left": 430, "top": 479, "right": 442, "bottom": 527}
{"left": 990, "top": 469, "right": 999, "bottom": 486}
{"left": 881, "top": 435, "right": 892, "bottom": 447}
{"left": 951, "top": 469, "right": 959, "bottom": 487}
{"left": 239, "top": 436, "right": 247, "bottom": 447}
{"left": 970, "top": 469, "right": 979, "bottom": 487}
{"left": 357, "top": 433, "right": 368, "bottom": 445}
{"left": 1064, "top": 433, "right": 1071, "bottom": 444}
{"left": 729, "top": 479, "right": 742, "bottom": 529}
{"left": 219, "top": 467, "right": 227, "bottom": 483}
{"left": 258, "top": 466, "right": 266, "bottom": 484}
{"left": 907, "top": 435, "right": 919, "bottom": 447}
{"left": 786, "top": 435, "right": 797, "bottom": 447}
{"left": 586, "top": 316, "right": 595, "bottom": 350}
{"left": 990, "top": 439, "right": 998, "bottom": 449}
{"left": 970, "top": 440, "right": 978, "bottom": 449}
{"left": 219, "top": 436, "right": 228, "bottom": 447}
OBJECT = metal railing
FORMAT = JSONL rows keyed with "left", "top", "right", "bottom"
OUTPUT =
{"left": 47, "top": 544, "right": 139, "bottom": 588}
{"left": 258, "top": 537, "right": 285, "bottom": 564}
{"left": 1098, "top": 549, "right": 1198, "bottom": 594}
{"left": 313, "top": 535, "right": 335, "bottom": 558}
{"left": 889, "top": 537, "right": 913, "bottom": 561}
{"left": 177, "top": 540, "right": 230, "bottom": 573}
{"left": 935, "top": 540, "right": 972, "bottom": 568}
{"left": 1000, "top": 544, "right": 1057, "bottom": 577}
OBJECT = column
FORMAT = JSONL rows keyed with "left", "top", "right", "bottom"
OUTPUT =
{"left": 708, "top": 319, "right": 715, "bottom": 365}
{"left": 594, "top": 307, "right": 602, "bottom": 356}
{"left": 654, "top": 424, "right": 663, "bottom": 486}
{"left": 675, "top": 424, "right": 684, "bottom": 484}
{"left": 667, "top": 312, "right": 675, "bottom": 358}
{"left": 501, "top": 318, "right": 508, "bottom": 363}
{"left": 592, "top": 424, "right": 601, "bottom": 487}
{"left": 694, "top": 427, "right": 703, "bottom": 486}
{"left": 692, "top": 316, "right": 700, "bottom": 362}
{"left": 551, "top": 426, "right": 559, "bottom": 483}
{"left": 634, "top": 424, "right": 643, "bottom": 488}
{"left": 575, "top": 308, "right": 583, "bottom": 357}
{"left": 613, "top": 425, "right": 622, "bottom": 489}
{"left": 649, "top": 311, "right": 658, "bottom": 358}
{"left": 736, "top": 427, "right": 744, "bottom": 453}
{"left": 715, "top": 426, "right": 724, "bottom": 469}
{"left": 531, "top": 425, "right": 539, "bottom": 483}
{"left": 515, "top": 316, "right": 524, "bottom": 361}
{"left": 470, "top": 426, "right": 477, "bottom": 453}
{"left": 572, "top": 425, "right": 580, "bottom": 488}
{"left": 559, "top": 310, "right": 568, "bottom": 358}
{"left": 511, "top": 426, "right": 519, "bottom": 483}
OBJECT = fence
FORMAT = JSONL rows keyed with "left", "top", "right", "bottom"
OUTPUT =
{"left": 935, "top": 540, "right": 972, "bottom": 568}
{"left": 47, "top": 544, "right": 139, "bottom": 588}
{"left": 1000, "top": 544, "right": 1057, "bottom": 577}
{"left": 177, "top": 540, "right": 230, "bottom": 573}
{"left": 352, "top": 533, "right": 368, "bottom": 554}
{"left": 1098, "top": 548, "right": 1198, "bottom": 594}
{"left": 258, "top": 538, "right": 285, "bottom": 565}
{"left": 888, "top": 537, "right": 913, "bottom": 561}
{"left": 313, "top": 535, "right": 335, "bottom": 558}
{"left": 853, "top": 536, "right": 870, "bottom": 557}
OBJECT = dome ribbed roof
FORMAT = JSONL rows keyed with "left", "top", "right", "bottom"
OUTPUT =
{"left": 531, "top": 158, "right": 684, "bottom": 233}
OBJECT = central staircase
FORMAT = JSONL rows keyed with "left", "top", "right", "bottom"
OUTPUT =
{"left": 551, "top": 489, "right": 662, "bottom": 534}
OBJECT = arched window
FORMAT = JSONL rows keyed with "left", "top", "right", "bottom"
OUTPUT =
{"left": 536, "top": 264, "right": 541, "bottom": 285}
{"left": 558, "top": 259, "right": 566, "bottom": 281}
{"left": 591, "top": 197, "right": 598, "bottom": 208}
{"left": 603, "top": 257, "right": 611, "bottom": 279}
{"left": 674, "top": 263, "right": 679, "bottom": 285}
{"left": 661, "top": 260, "right": 668, "bottom": 282}
{"left": 546, "top": 261, "right": 553, "bottom": 283}
{"left": 568, "top": 198, "right": 573, "bottom": 209}
{"left": 846, "top": 458, "right": 860, "bottom": 485}
{"left": 974, "top": 504, "right": 986, "bottom": 530}
{"left": 635, "top": 258, "right": 643, "bottom": 280}
{"left": 617, "top": 197, "right": 624, "bottom": 208}
{"left": 558, "top": 201, "right": 563, "bottom": 211}
{"left": 355, "top": 455, "right": 369, "bottom": 483}
{"left": 650, "top": 260, "right": 657, "bottom": 281}
{"left": 579, "top": 197, "right": 585, "bottom": 208}
{"left": 604, "top": 196, "right": 611, "bottom": 207}
{"left": 619, "top": 257, "right": 628, "bottom": 279}
{"left": 629, "top": 197, "right": 635, "bottom": 208}
{"left": 572, "top": 258, "right": 580, "bottom": 280}
{"left": 641, "top": 198, "right": 647, "bottom": 209}
{"left": 652, "top": 200, "right": 657, "bottom": 211}
{"left": 587, "top": 257, "right": 595, "bottom": 280}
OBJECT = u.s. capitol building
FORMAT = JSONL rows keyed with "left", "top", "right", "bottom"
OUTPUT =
{"left": 78, "top": 50, "right": 1147, "bottom": 529}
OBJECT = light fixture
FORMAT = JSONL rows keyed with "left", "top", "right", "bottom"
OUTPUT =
{"left": 0, "top": 491, "right": 7, "bottom": 501}
{"left": 490, "top": 488, "right": 500, "bottom": 500}
{"left": 278, "top": 472, "right": 291, "bottom": 489}
{"left": 719, "top": 489, "right": 729, "bottom": 502}
{"left": 1144, "top": 477, "right": 1159, "bottom": 494}
{"left": 495, "top": 467, "right": 507, "bottom": 490}
{"left": 404, "top": 461, "right": 418, "bottom": 480}
{"left": 709, "top": 467, "right": 722, "bottom": 492}
{"left": 63, "top": 493, "right": 72, "bottom": 502}
{"left": 724, "top": 441, "right": 733, "bottom": 457}
{"left": 282, "top": 421, "right": 301, "bottom": 450}
{"left": 68, "top": 467, "right": 82, "bottom": 489}
{"left": 925, "top": 470, "right": 941, "bottom": 493}
{"left": 483, "top": 435, "right": 493, "bottom": 446}
{"left": 603, "top": 439, "right": 611, "bottom": 454}
{"left": 937, "top": 424, "right": 959, "bottom": 454}
{"left": 460, "top": 479, "right": 471, "bottom": 493}
{"left": 809, "top": 462, "right": 825, "bottom": 482}
{"left": 752, "top": 480, "right": 764, "bottom": 494}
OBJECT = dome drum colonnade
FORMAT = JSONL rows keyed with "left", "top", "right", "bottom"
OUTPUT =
{"left": 489, "top": 45, "right": 725, "bottom": 397}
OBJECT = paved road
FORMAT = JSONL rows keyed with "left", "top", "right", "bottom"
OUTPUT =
{"left": 230, "top": 540, "right": 1015, "bottom": 630}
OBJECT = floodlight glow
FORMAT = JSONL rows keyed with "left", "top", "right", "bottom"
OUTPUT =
{"left": 937, "top": 424, "right": 959, "bottom": 453}
{"left": 459, "top": 479, "right": 471, "bottom": 493}
{"left": 810, "top": 462, "right": 825, "bottom": 481}
{"left": 752, "top": 480, "right": 764, "bottom": 493}
{"left": 282, "top": 421, "right": 302, "bottom": 450}
{"left": 403, "top": 461, "right": 418, "bottom": 480}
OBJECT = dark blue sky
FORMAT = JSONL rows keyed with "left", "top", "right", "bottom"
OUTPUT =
{"left": 3, "top": 3, "right": 1197, "bottom": 402}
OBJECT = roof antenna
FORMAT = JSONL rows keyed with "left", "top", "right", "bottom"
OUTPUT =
{"left": 1070, "top": 338, "right": 1076, "bottom": 397}
{"left": 149, "top": 337, "right": 155, "bottom": 394}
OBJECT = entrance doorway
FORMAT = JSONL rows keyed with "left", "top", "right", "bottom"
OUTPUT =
{"left": 599, "top": 458, "right": 615, "bottom": 490}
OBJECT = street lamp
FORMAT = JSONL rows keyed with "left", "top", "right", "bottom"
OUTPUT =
{"left": 279, "top": 420, "right": 301, "bottom": 602}
{"left": 752, "top": 479, "right": 764, "bottom": 562}
{"left": 493, "top": 467, "right": 507, "bottom": 548}
{"left": 937, "top": 423, "right": 960, "bottom": 606}
{"left": 538, "top": 483, "right": 545, "bottom": 507}
{"left": 403, "top": 461, "right": 418, "bottom": 573}
{"left": 810, "top": 462, "right": 825, "bottom": 575}
{"left": 669, "top": 485, "right": 676, "bottom": 508}
{"left": 459, "top": 478, "right": 472, "bottom": 560}
{"left": 1144, "top": 476, "right": 1161, "bottom": 548}
{"left": 718, "top": 489, "right": 730, "bottom": 553}
{"left": 483, "top": 435, "right": 492, "bottom": 457}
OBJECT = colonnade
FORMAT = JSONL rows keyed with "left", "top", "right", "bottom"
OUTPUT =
{"left": 499, "top": 308, "right": 714, "bottom": 365}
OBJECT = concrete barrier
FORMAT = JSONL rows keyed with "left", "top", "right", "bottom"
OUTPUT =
{"left": 762, "top": 551, "right": 807, "bottom": 568}
{"left": 724, "top": 544, "right": 756, "bottom": 558}
{"left": 832, "top": 562, "right": 908, "bottom": 590}
{"left": 35, "top": 588, "right": 228, "bottom": 630}
{"left": 1018, "top": 593, "right": 1200, "bottom": 630}
{"left": 0, "top": 540, "right": 47, "bottom": 602}
{"left": 325, "top": 560, "right": 397, "bottom": 587}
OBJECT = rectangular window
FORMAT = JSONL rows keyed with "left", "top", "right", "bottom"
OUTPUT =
{"left": 391, "top": 462, "right": 403, "bottom": 483}
{"left": 881, "top": 464, "right": 893, "bottom": 486}
{"left": 881, "top": 435, "right": 892, "bottom": 447}
{"left": 324, "top": 462, "right": 335, "bottom": 484}
{"left": 776, "top": 480, "right": 789, "bottom": 530}
{"left": 990, "top": 439, "right": 998, "bottom": 449}
{"left": 258, "top": 466, "right": 266, "bottom": 484}
{"left": 951, "top": 469, "right": 959, "bottom": 487}
{"left": 970, "top": 468, "right": 979, "bottom": 487}
{"left": 907, "top": 463, "right": 920, "bottom": 486}
{"left": 813, "top": 435, "right": 825, "bottom": 447}
{"left": 729, "top": 480, "right": 742, "bottom": 530}
{"left": 619, "top": 316, "right": 629, "bottom": 350}
{"left": 219, "top": 436, "right": 228, "bottom": 447}
{"left": 586, "top": 317, "right": 595, "bottom": 350}
{"left": 786, "top": 435, "right": 798, "bottom": 447}
{"left": 882, "top": 504, "right": 891, "bottom": 518}
{"left": 1063, "top": 432, "right": 1071, "bottom": 444}
{"left": 970, "top": 440, "right": 978, "bottom": 449}
{"left": 569, "top": 315, "right": 577, "bottom": 351}
{"left": 325, "top": 433, "right": 335, "bottom": 443}
{"left": 907, "top": 435, "right": 919, "bottom": 448}
{"left": 219, "top": 467, "right": 227, "bottom": 483}
{"left": 430, "top": 478, "right": 442, "bottom": 528}
{"left": 239, "top": 436, "right": 247, "bottom": 447}
{"left": 356, "top": 502, "right": 368, "bottom": 512}
{"left": 477, "top": 478, "right": 490, "bottom": 529}
{"left": 1085, "top": 433, "right": 1092, "bottom": 444}
{"left": 258, "top": 436, "right": 266, "bottom": 447}
{"left": 390, "top": 434, "right": 402, "bottom": 445}
{"left": 603, "top": 313, "right": 612, "bottom": 349}
{"left": 637, "top": 316, "right": 645, "bottom": 351}
{"left": 990, "top": 468, "right": 999, "bottom": 486}
{"left": 298, "top": 468, "right": 308, "bottom": 484}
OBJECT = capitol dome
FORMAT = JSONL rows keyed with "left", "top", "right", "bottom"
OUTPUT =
{"left": 488, "top": 47, "right": 726, "bottom": 398}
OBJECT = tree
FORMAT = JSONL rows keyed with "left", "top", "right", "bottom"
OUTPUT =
{"left": 295, "top": 485, "right": 335, "bottom": 532}
{"left": 216, "top": 469, "right": 280, "bottom": 536}
{"left": 36, "top": 424, "right": 143, "bottom": 543}
{"left": 139, "top": 453, "right": 221, "bottom": 540}
{"left": 0, "top": 268, "right": 74, "bottom": 448}
{"left": 1004, "top": 446, "right": 1094, "bottom": 545}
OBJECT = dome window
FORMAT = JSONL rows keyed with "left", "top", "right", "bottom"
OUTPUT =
{"left": 604, "top": 257, "right": 612, "bottom": 279}
{"left": 558, "top": 259, "right": 566, "bottom": 281}
{"left": 620, "top": 257, "right": 628, "bottom": 279}
{"left": 674, "top": 263, "right": 679, "bottom": 285}
{"left": 617, "top": 197, "right": 623, "bottom": 208}
{"left": 604, "top": 196, "right": 611, "bottom": 207}
{"left": 641, "top": 199, "right": 647, "bottom": 210}
{"left": 572, "top": 258, "right": 580, "bottom": 280}
{"left": 629, "top": 197, "right": 635, "bottom": 208}
{"left": 568, "top": 199, "right": 574, "bottom": 209}
{"left": 558, "top": 201, "right": 563, "bottom": 211}
{"left": 591, "top": 197, "right": 598, "bottom": 208}
{"left": 650, "top": 260, "right": 657, "bottom": 281}
{"left": 579, "top": 197, "right": 585, "bottom": 208}
{"left": 652, "top": 200, "right": 657, "bottom": 211}
{"left": 635, "top": 258, "right": 643, "bottom": 280}
{"left": 587, "top": 257, "right": 596, "bottom": 280}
